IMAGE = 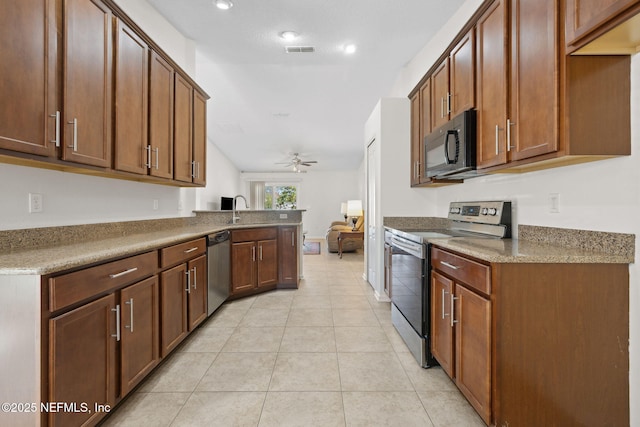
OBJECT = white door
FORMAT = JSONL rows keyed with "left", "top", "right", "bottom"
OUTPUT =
{"left": 366, "top": 138, "right": 377, "bottom": 290}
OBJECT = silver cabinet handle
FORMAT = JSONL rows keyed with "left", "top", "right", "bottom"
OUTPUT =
{"left": 252, "top": 246, "right": 256, "bottom": 262}
{"left": 191, "top": 160, "right": 196, "bottom": 178}
{"left": 125, "top": 298, "right": 134, "bottom": 333}
{"left": 153, "top": 147, "right": 159, "bottom": 170}
{"left": 192, "top": 267, "right": 197, "bottom": 290}
{"left": 507, "top": 119, "right": 515, "bottom": 152}
{"left": 185, "top": 269, "right": 191, "bottom": 294}
{"left": 145, "top": 145, "right": 152, "bottom": 168}
{"left": 451, "top": 295, "right": 459, "bottom": 327}
{"left": 67, "top": 118, "right": 78, "bottom": 151}
{"left": 495, "top": 124, "right": 499, "bottom": 155}
{"left": 446, "top": 92, "right": 451, "bottom": 114}
{"left": 259, "top": 245, "right": 263, "bottom": 261}
{"left": 440, "top": 261, "right": 458, "bottom": 270}
{"left": 112, "top": 305, "right": 121, "bottom": 341}
{"left": 50, "top": 111, "right": 60, "bottom": 147}
{"left": 442, "top": 288, "right": 449, "bottom": 320}
{"left": 109, "top": 267, "right": 138, "bottom": 279}
{"left": 184, "top": 247, "right": 199, "bottom": 254}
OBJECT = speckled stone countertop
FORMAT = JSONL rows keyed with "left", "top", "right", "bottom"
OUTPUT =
{"left": 384, "top": 219, "right": 635, "bottom": 264}
{"left": 0, "top": 210, "right": 303, "bottom": 275}
{"left": 427, "top": 236, "right": 634, "bottom": 264}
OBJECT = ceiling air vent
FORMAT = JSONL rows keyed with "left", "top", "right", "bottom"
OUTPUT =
{"left": 285, "top": 46, "right": 315, "bottom": 53}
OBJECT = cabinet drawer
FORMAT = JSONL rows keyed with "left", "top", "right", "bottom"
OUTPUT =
{"left": 160, "top": 238, "right": 206, "bottom": 268}
{"left": 50, "top": 251, "right": 157, "bottom": 312}
{"left": 431, "top": 246, "right": 490, "bottom": 295}
{"left": 232, "top": 227, "right": 277, "bottom": 243}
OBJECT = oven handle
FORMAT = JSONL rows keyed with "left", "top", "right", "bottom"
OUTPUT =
{"left": 390, "top": 236, "right": 425, "bottom": 259}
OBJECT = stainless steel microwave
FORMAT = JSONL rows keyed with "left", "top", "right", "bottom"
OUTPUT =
{"left": 424, "top": 109, "right": 477, "bottom": 179}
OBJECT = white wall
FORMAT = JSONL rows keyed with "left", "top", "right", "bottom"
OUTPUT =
{"left": 196, "top": 142, "right": 242, "bottom": 210}
{"left": 388, "top": 0, "right": 640, "bottom": 423}
{"left": 240, "top": 170, "right": 361, "bottom": 239}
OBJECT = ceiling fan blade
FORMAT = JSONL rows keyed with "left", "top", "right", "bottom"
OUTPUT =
{"left": 302, "top": 160, "right": 318, "bottom": 164}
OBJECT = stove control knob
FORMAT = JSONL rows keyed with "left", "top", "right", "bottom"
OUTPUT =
{"left": 487, "top": 208, "right": 498, "bottom": 216}
{"left": 481, "top": 208, "right": 489, "bottom": 215}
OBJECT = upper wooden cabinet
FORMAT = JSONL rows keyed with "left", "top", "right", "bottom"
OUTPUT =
{"left": 476, "top": 0, "right": 508, "bottom": 169}
{"left": 477, "top": 0, "right": 559, "bottom": 169}
{"left": 431, "top": 58, "right": 450, "bottom": 130}
{"left": 149, "top": 51, "right": 175, "bottom": 180}
{"left": 62, "top": 0, "right": 113, "bottom": 168}
{"left": 192, "top": 91, "right": 208, "bottom": 186}
{"left": 565, "top": 0, "right": 640, "bottom": 49}
{"left": 449, "top": 30, "right": 475, "bottom": 117}
{"left": 410, "top": 91, "right": 423, "bottom": 186}
{"left": 0, "top": 0, "right": 57, "bottom": 157}
{"left": 0, "top": 0, "right": 209, "bottom": 186}
{"left": 114, "top": 19, "right": 149, "bottom": 175}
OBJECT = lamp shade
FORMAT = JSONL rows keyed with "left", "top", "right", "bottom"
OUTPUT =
{"left": 340, "top": 202, "right": 347, "bottom": 215}
{"left": 346, "top": 200, "right": 363, "bottom": 217}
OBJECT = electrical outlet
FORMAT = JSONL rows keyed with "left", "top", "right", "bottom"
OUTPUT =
{"left": 549, "top": 193, "right": 560, "bottom": 213}
{"left": 279, "top": 213, "right": 288, "bottom": 219}
{"left": 153, "top": 199, "right": 159, "bottom": 210}
{"left": 29, "top": 193, "right": 43, "bottom": 213}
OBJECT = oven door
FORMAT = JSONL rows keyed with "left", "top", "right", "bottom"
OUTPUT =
{"left": 389, "top": 236, "right": 427, "bottom": 336}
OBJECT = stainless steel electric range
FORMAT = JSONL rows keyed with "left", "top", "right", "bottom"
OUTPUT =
{"left": 384, "top": 201, "right": 512, "bottom": 367}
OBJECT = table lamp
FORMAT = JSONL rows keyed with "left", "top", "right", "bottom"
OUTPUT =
{"left": 346, "top": 200, "right": 363, "bottom": 231}
{"left": 340, "top": 202, "right": 348, "bottom": 222}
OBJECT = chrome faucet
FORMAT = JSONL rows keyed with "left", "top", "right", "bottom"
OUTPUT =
{"left": 232, "top": 195, "right": 249, "bottom": 224}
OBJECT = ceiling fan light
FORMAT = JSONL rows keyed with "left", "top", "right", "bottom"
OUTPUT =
{"left": 214, "top": 0, "right": 233, "bottom": 10}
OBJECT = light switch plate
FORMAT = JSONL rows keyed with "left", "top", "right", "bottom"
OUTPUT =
{"left": 29, "top": 193, "right": 43, "bottom": 213}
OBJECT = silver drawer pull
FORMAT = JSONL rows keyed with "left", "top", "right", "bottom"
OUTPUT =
{"left": 109, "top": 267, "right": 138, "bottom": 279}
{"left": 50, "top": 111, "right": 60, "bottom": 147}
{"left": 192, "top": 267, "right": 197, "bottom": 290}
{"left": 440, "top": 261, "right": 459, "bottom": 270}
{"left": 184, "top": 247, "right": 199, "bottom": 254}
{"left": 451, "top": 295, "right": 459, "bottom": 327}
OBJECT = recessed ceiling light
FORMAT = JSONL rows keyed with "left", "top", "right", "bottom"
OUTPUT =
{"left": 280, "top": 31, "right": 299, "bottom": 41}
{"left": 344, "top": 44, "right": 357, "bottom": 54}
{"left": 214, "top": 0, "right": 233, "bottom": 10}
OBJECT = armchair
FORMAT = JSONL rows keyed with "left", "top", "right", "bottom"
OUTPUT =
{"left": 326, "top": 215, "right": 365, "bottom": 253}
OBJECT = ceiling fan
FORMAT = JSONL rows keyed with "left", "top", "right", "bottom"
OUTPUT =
{"left": 276, "top": 153, "right": 318, "bottom": 172}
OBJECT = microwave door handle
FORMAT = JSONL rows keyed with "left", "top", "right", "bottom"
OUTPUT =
{"left": 444, "top": 131, "right": 452, "bottom": 164}
{"left": 444, "top": 130, "right": 459, "bottom": 164}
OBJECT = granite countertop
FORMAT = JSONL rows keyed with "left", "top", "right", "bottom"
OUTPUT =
{"left": 0, "top": 222, "right": 301, "bottom": 276}
{"left": 427, "top": 237, "right": 634, "bottom": 264}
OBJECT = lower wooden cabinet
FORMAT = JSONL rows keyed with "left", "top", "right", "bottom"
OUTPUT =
{"left": 187, "top": 254, "right": 208, "bottom": 330}
{"left": 49, "top": 293, "right": 118, "bottom": 427}
{"left": 230, "top": 228, "right": 278, "bottom": 296}
{"left": 278, "top": 226, "right": 299, "bottom": 287}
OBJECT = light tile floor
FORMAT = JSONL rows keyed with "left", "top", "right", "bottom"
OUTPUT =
{"left": 102, "top": 241, "right": 485, "bottom": 427}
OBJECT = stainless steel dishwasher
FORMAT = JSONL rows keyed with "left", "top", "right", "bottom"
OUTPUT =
{"left": 207, "top": 230, "right": 230, "bottom": 316}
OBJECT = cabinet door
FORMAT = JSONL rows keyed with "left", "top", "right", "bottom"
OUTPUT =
{"left": 114, "top": 19, "right": 149, "bottom": 175}
{"left": 509, "top": 0, "right": 558, "bottom": 161}
{"left": 450, "top": 29, "right": 475, "bottom": 117}
{"left": 63, "top": 0, "right": 112, "bottom": 167}
{"left": 455, "top": 284, "right": 491, "bottom": 425}
{"left": 49, "top": 293, "right": 117, "bottom": 427}
{"left": 160, "top": 264, "right": 188, "bottom": 357}
{"left": 278, "top": 227, "right": 298, "bottom": 286}
{"left": 0, "top": 0, "right": 57, "bottom": 157}
{"left": 476, "top": 0, "right": 508, "bottom": 168}
{"left": 187, "top": 255, "right": 208, "bottom": 330}
{"left": 231, "top": 241, "right": 256, "bottom": 294}
{"left": 173, "top": 74, "right": 193, "bottom": 183}
{"left": 431, "top": 271, "right": 454, "bottom": 378}
{"left": 257, "top": 239, "right": 278, "bottom": 288}
{"left": 410, "top": 91, "right": 422, "bottom": 186}
{"left": 120, "top": 276, "right": 159, "bottom": 396}
{"left": 565, "top": 0, "right": 638, "bottom": 47}
{"left": 149, "top": 51, "right": 174, "bottom": 179}
{"left": 192, "top": 91, "right": 207, "bottom": 186}
{"left": 431, "top": 58, "right": 450, "bottom": 129}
